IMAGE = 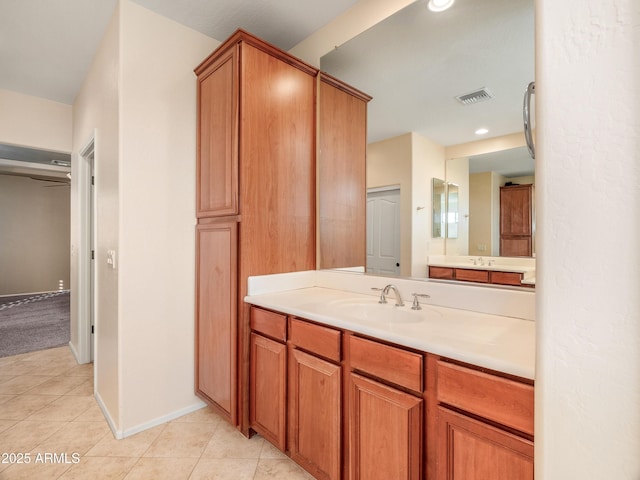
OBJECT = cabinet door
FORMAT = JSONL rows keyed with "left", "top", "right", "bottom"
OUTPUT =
{"left": 289, "top": 348, "right": 341, "bottom": 480}
{"left": 250, "top": 333, "right": 287, "bottom": 451}
{"left": 350, "top": 373, "right": 422, "bottom": 480}
{"left": 196, "top": 47, "right": 238, "bottom": 218}
{"left": 500, "top": 186, "right": 532, "bottom": 236}
{"left": 436, "top": 407, "right": 534, "bottom": 480}
{"left": 318, "top": 74, "right": 370, "bottom": 270}
{"left": 195, "top": 221, "right": 237, "bottom": 421}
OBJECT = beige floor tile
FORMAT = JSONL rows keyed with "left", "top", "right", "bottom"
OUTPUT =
{"left": 189, "top": 458, "right": 258, "bottom": 480}
{"left": 0, "top": 394, "right": 17, "bottom": 405}
{"left": 62, "top": 363, "right": 94, "bottom": 377}
{"left": 0, "top": 420, "right": 67, "bottom": 452}
{"left": 0, "top": 459, "right": 72, "bottom": 479}
{"left": 25, "top": 375, "right": 88, "bottom": 395}
{"left": 32, "top": 420, "right": 111, "bottom": 456}
{"left": 73, "top": 402, "right": 105, "bottom": 422}
{"left": 85, "top": 424, "right": 164, "bottom": 457}
{"left": 26, "top": 394, "right": 95, "bottom": 421}
{"left": 66, "top": 378, "right": 94, "bottom": 396}
{"left": 0, "top": 394, "right": 60, "bottom": 420}
{"left": 124, "top": 457, "right": 198, "bottom": 480}
{"left": 254, "top": 458, "right": 316, "bottom": 480}
{"left": 0, "top": 374, "right": 16, "bottom": 384}
{"left": 0, "top": 418, "right": 18, "bottom": 434}
{"left": 260, "top": 439, "right": 289, "bottom": 459}
{"left": 0, "top": 375, "right": 52, "bottom": 395}
{"left": 143, "top": 421, "right": 217, "bottom": 458}
{"left": 58, "top": 455, "right": 138, "bottom": 479}
{"left": 171, "top": 406, "right": 224, "bottom": 425}
{"left": 201, "top": 421, "right": 264, "bottom": 459}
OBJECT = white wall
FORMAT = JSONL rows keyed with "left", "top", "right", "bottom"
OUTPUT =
{"left": 118, "top": 0, "right": 218, "bottom": 433}
{"left": 411, "top": 133, "right": 445, "bottom": 275}
{"left": 72, "top": 1, "right": 121, "bottom": 428}
{"left": 0, "top": 175, "right": 70, "bottom": 295}
{"left": 0, "top": 89, "right": 72, "bottom": 152}
{"left": 537, "top": 0, "right": 640, "bottom": 478}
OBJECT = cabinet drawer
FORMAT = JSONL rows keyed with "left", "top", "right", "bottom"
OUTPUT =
{"left": 349, "top": 336, "right": 423, "bottom": 392}
{"left": 289, "top": 318, "right": 341, "bottom": 363}
{"left": 490, "top": 271, "right": 524, "bottom": 286}
{"left": 429, "top": 266, "right": 454, "bottom": 280}
{"left": 250, "top": 307, "right": 287, "bottom": 342}
{"left": 454, "top": 268, "right": 490, "bottom": 283}
{"left": 436, "top": 361, "right": 534, "bottom": 435}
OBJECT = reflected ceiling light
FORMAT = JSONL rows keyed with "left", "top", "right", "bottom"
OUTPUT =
{"left": 475, "top": 128, "right": 489, "bottom": 135}
{"left": 428, "top": 0, "right": 455, "bottom": 12}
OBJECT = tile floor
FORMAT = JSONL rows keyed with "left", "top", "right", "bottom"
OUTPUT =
{"left": 0, "top": 346, "right": 314, "bottom": 479}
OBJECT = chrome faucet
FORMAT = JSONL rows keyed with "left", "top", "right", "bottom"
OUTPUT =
{"left": 382, "top": 284, "right": 404, "bottom": 307}
{"left": 477, "top": 256, "right": 484, "bottom": 266}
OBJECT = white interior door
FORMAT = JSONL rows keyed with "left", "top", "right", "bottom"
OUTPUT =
{"left": 366, "top": 188, "right": 401, "bottom": 274}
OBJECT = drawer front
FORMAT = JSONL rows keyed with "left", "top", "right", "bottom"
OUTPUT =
{"left": 490, "top": 271, "right": 524, "bottom": 286}
{"left": 289, "top": 318, "right": 341, "bottom": 362}
{"left": 436, "top": 361, "right": 534, "bottom": 435}
{"left": 429, "top": 266, "right": 454, "bottom": 280}
{"left": 454, "top": 268, "right": 490, "bottom": 283}
{"left": 250, "top": 307, "right": 287, "bottom": 342}
{"left": 349, "top": 336, "right": 423, "bottom": 393}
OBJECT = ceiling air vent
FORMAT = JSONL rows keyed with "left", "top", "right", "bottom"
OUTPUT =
{"left": 455, "top": 87, "right": 494, "bottom": 105}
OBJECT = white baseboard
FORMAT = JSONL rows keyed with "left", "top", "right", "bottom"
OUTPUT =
{"left": 68, "top": 341, "right": 80, "bottom": 363}
{"left": 95, "top": 390, "right": 123, "bottom": 439}
{"left": 121, "top": 401, "right": 208, "bottom": 438}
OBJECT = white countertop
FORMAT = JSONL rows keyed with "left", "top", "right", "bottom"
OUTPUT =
{"left": 245, "top": 286, "right": 535, "bottom": 380}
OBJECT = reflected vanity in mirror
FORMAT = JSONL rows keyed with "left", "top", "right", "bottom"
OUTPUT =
{"left": 319, "top": 0, "right": 535, "bottom": 287}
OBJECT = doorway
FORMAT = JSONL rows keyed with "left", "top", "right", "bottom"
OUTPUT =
{"left": 366, "top": 187, "right": 401, "bottom": 275}
{"left": 78, "top": 136, "right": 96, "bottom": 363}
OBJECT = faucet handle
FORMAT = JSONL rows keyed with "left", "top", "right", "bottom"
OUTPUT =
{"left": 371, "top": 287, "right": 387, "bottom": 304}
{"left": 411, "top": 293, "right": 431, "bottom": 310}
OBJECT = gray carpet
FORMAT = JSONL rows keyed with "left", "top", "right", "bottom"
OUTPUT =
{"left": 0, "top": 290, "right": 70, "bottom": 358}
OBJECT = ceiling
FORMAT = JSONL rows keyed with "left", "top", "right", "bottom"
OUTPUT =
{"left": 1, "top": 0, "right": 534, "bottom": 177}
{"left": 320, "top": 0, "right": 535, "bottom": 155}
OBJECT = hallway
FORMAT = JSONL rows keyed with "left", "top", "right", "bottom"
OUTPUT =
{"left": 0, "top": 347, "right": 313, "bottom": 479}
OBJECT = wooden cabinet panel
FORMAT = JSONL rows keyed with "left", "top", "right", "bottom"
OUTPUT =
{"left": 429, "top": 266, "right": 455, "bottom": 280}
{"left": 289, "top": 348, "right": 341, "bottom": 480}
{"left": 318, "top": 73, "right": 371, "bottom": 270}
{"left": 454, "top": 268, "right": 490, "bottom": 283}
{"left": 350, "top": 373, "right": 422, "bottom": 480}
{"left": 250, "top": 306, "right": 287, "bottom": 342}
{"left": 289, "top": 317, "right": 341, "bottom": 362}
{"left": 500, "top": 185, "right": 533, "bottom": 257}
{"left": 490, "top": 271, "right": 524, "bottom": 286}
{"left": 196, "top": 47, "right": 238, "bottom": 218}
{"left": 195, "top": 222, "right": 237, "bottom": 420}
{"left": 437, "top": 407, "right": 534, "bottom": 480}
{"left": 250, "top": 333, "right": 287, "bottom": 450}
{"left": 349, "top": 336, "right": 423, "bottom": 393}
{"left": 238, "top": 42, "right": 316, "bottom": 280}
{"left": 436, "top": 361, "right": 534, "bottom": 435}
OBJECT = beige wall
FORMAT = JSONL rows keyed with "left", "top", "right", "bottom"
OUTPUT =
{"left": 72, "top": 1, "right": 121, "bottom": 429}
{"left": 117, "top": 0, "right": 218, "bottom": 433}
{"left": 367, "top": 132, "right": 446, "bottom": 277}
{"left": 0, "top": 175, "right": 70, "bottom": 295}
{"left": 443, "top": 156, "right": 469, "bottom": 256}
{"left": 0, "top": 89, "right": 72, "bottom": 152}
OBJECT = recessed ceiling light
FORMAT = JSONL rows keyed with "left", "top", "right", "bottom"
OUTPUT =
{"left": 428, "top": 0, "right": 455, "bottom": 12}
{"left": 475, "top": 128, "right": 489, "bottom": 135}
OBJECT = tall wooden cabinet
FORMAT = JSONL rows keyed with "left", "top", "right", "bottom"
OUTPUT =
{"left": 318, "top": 73, "right": 371, "bottom": 269}
{"left": 194, "top": 30, "right": 317, "bottom": 428}
{"left": 500, "top": 184, "right": 534, "bottom": 257}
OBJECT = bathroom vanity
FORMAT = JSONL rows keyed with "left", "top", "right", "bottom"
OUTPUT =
{"left": 245, "top": 270, "right": 535, "bottom": 480}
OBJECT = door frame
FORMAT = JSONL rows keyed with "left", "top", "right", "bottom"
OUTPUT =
{"left": 77, "top": 133, "right": 97, "bottom": 364}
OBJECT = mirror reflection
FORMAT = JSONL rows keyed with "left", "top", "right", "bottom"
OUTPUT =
{"left": 321, "top": 0, "right": 535, "bottom": 282}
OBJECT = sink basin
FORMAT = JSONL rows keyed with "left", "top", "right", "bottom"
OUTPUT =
{"left": 328, "top": 297, "right": 441, "bottom": 324}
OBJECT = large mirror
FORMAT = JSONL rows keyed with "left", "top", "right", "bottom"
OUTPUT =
{"left": 320, "top": 0, "right": 534, "bottom": 280}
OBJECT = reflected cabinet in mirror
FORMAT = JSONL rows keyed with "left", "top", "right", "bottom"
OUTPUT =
{"left": 320, "top": 0, "right": 535, "bottom": 285}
